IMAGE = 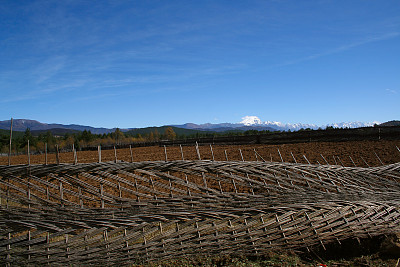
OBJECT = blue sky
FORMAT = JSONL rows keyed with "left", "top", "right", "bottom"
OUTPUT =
{"left": 1, "top": 0, "right": 399, "bottom": 128}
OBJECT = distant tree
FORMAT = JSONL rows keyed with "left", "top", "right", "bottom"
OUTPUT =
{"left": 148, "top": 132, "right": 155, "bottom": 142}
{"left": 153, "top": 130, "right": 160, "bottom": 141}
{"left": 21, "top": 128, "right": 36, "bottom": 148}
{"left": 164, "top": 127, "right": 177, "bottom": 140}
{"left": 114, "top": 128, "right": 124, "bottom": 145}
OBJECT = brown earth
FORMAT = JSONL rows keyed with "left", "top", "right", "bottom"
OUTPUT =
{"left": 1, "top": 140, "right": 400, "bottom": 167}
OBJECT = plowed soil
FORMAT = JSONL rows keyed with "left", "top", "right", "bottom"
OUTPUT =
{"left": 2, "top": 140, "right": 400, "bottom": 167}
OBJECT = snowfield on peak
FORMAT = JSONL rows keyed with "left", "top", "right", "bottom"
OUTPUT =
{"left": 240, "top": 116, "right": 262, "bottom": 126}
{"left": 238, "top": 116, "right": 379, "bottom": 131}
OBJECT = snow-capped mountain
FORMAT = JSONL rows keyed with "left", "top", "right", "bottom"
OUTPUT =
{"left": 240, "top": 116, "right": 318, "bottom": 131}
{"left": 175, "top": 116, "right": 380, "bottom": 132}
{"left": 239, "top": 116, "right": 378, "bottom": 131}
{"left": 240, "top": 116, "right": 262, "bottom": 126}
{"left": 326, "top": 121, "right": 379, "bottom": 129}
{"left": 0, "top": 117, "right": 383, "bottom": 135}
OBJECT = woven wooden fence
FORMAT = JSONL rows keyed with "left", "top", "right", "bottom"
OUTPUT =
{"left": 1, "top": 160, "right": 400, "bottom": 265}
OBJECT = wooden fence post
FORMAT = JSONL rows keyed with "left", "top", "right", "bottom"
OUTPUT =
{"left": 45, "top": 143, "right": 48, "bottom": 165}
{"left": 27, "top": 140, "right": 30, "bottom": 166}
{"left": 98, "top": 145, "right": 101, "bottom": 163}
{"left": 55, "top": 145, "right": 60, "bottom": 165}
{"left": 195, "top": 142, "right": 201, "bottom": 160}
{"left": 8, "top": 118, "right": 13, "bottom": 166}
{"left": 164, "top": 145, "right": 168, "bottom": 162}
{"left": 129, "top": 145, "right": 133, "bottom": 163}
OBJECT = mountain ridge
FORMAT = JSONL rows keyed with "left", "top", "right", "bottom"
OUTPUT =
{"left": 0, "top": 117, "right": 389, "bottom": 135}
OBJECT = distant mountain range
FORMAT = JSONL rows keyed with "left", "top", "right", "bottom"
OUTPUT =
{"left": 172, "top": 116, "right": 381, "bottom": 132}
{"left": 0, "top": 117, "right": 391, "bottom": 136}
{"left": 0, "top": 119, "right": 118, "bottom": 135}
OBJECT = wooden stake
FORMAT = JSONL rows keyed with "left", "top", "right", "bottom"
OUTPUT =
{"left": 320, "top": 154, "right": 329, "bottom": 165}
{"left": 179, "top": 145, "right": 184, "bottom": 160}
{"left": 114, "top": 146, "right": 117, "bottom": 163}
{"left": 195, "top": 142, "right": 201, "bottom": 160}
{"left": 277, "top": 148, "right": 284, "bottom": 163}
{"left": 303, "top": 155, "right": 311, "bottom": 165}
{"left": 59, "top": 181, "right": 64, "bottom": 207}
{"left": 98, "top": 145, "right": 101, "bottom": 163}
{"left": 55, "top": 145, "right": 60, "bottom": 165}
{"left": 254, "top": 149, "right": 266, "bottom": 162}
{"left": 8, "top": 118, "right": 13, "bottom": 166}
{"left": 349, "top": 156, "right": 357, "bottom": 167}
{"left": 45, "top": 143, "right": 48, "bottom": 165}
{"left": 73, "top": 144, "right": 78, "bottom": 164}
{"left": 361, "top": 156, "right": 370, "bottom": 167}
{"left": 290, "top": 152, "right": 297, "bottom": 163}
{"left": 374, "top": 151, "right": 384, "bottom": 166}
{"left": 129, "top": 145, "right": 133, "bottom": 163}
{"left": 27, "top": 140, "right": 30, "bottom": 166}
{"left": 100, "top": 184, "right": 104, "bottom": 208}
{"left": 210, "top": 144, "right": 215, "bottom": 161}
{"left": 239, "top": 148, "right": 244, "bottom": 161}
{"left": 164, "top": 145, "right": 168, "bottom": 162}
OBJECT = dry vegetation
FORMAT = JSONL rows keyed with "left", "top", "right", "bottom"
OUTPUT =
{"left": 2, "top": 140, "right": 400, "bottom": 167}
{"left": 1, "top": 140, "right": 400, "bottom": 266}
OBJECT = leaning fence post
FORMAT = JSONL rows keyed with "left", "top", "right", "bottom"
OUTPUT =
{"left": 290, "top": 152, "right": 297, "bottom": 163}
{"left": 210, "top": 144, "right": 215, "bottom": 161}
{"left": 374, "top": 151, "right": 384, "bottom": 166}
{"left": 303, "top": 154, "right": 311, "bottom": 165}
{"left": 254, "top": 149, "right": 266, "bottom": 162}
{"left": 277, "top": 148, "right": 284, "bottom": 163}
{"left": 195, "top": 142, "right": 201, "bottom": 160}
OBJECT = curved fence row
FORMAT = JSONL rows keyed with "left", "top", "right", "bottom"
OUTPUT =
{"left": 0, "top": 160, "right": 399, "bottom": 265}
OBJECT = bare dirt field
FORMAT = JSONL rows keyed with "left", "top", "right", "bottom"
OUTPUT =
{"left": 2, "top": 140, "right": 400, "bottom": 167}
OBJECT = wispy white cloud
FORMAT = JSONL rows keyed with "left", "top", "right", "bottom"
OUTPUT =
{"left": 277, "top": 32, "right": 400, "bottom": 67}
{"left": 386, "top": 88, "right": 397, "bottom": 94}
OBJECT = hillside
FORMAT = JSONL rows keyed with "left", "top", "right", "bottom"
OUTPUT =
{"left": 380, "top": 120, "right": 400, "bottom": 127}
